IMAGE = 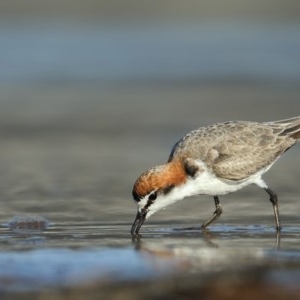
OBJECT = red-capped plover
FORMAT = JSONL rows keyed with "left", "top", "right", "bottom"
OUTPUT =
{"left": 131, "top": 116, "right": 300, "bottom": 235}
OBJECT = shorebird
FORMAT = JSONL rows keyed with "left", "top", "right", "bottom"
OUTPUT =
{"left": 131, "top": 116, "right": 300, "bottom": 235}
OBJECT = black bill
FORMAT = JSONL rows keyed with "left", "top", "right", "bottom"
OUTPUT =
{"left": 130, "top": 210, "right": 147, "bottom": 235}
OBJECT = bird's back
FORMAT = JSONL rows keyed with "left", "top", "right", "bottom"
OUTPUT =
{"left": 168, "top": 117, "right": 300, "bottom": 181}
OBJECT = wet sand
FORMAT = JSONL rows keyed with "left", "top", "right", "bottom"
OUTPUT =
{"left": 1, "top": 83, "right": 300, "bottom": 221}
{"left": 0, "top": 83, "right": 299, "bottom": 298}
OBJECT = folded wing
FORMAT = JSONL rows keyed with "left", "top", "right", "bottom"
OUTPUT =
{"left": 168, "top": 121, "right": 296, "bottom": 181}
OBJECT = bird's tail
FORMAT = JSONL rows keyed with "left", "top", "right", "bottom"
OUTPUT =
{"left": 271, "top": 116, "right": 300, "bottom": 140}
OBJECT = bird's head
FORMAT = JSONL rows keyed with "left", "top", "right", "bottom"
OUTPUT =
{"left": 130, "top": 159, "right": 199, "bottom": 235}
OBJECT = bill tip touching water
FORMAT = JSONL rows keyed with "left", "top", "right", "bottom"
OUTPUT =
{"left": 131, "top": 116, "right": 300, "bottom": 236}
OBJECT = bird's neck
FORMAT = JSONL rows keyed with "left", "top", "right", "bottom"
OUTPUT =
{"left": 162, "top": 160, "right": 187, "bottom": 186}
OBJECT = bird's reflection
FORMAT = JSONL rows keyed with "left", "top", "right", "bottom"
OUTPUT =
{"left": 131, "top": 224, "right": 282, "bottom": 250}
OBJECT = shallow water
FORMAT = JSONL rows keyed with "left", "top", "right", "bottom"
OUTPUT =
{"left": 0, "top": 84, "right": 299, "bottom": 299}
{"left": 1, "top": 20, "right": 300, "bottom": 84}
{"left": 0, "top": 19, "right": 300, "bottom": 298}
{"left": 0, "top": 220, "right": 299, "bottom": 294}
{"left": 0, "top": 85, "right": 299, "bottom": 299}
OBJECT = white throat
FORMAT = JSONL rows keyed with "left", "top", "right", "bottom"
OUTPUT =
{"left": 145, "top": 159, "right": 274, "bottom": 218}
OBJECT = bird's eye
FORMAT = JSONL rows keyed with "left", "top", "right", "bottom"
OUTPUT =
{"left": 132, "top": 190, "right": 140, "bottom": 202}
{"left": 148, "top": 192, "right": 157, "bottom": 201}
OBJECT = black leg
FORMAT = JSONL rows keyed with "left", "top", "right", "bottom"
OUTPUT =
{"left": 201, "top": 196, "right": 223, "bottom": 229}
{"left": 264, "top": 187, "right": 282, "bottom": 231}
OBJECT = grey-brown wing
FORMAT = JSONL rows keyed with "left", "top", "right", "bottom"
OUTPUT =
{"left": 168, "top": 122, "right": 226, "bottom": 162}
{"left": 169, "top": 121, "right": 295, "bottom": 180}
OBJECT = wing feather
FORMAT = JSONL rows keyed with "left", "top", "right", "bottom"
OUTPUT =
{"left": 168, "top": 121, "right": 295, "bottom": 181}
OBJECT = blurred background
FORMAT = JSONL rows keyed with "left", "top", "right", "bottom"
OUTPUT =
{"left": 0, "top": 0, "right": 300, "bottom": 225}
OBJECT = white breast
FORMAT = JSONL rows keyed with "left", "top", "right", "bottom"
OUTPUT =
{"left": 181, "top": 159, "right": 275, "bottom": 196}
{"left": 145, "top": 159, "right": 275, "bottom": 218}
